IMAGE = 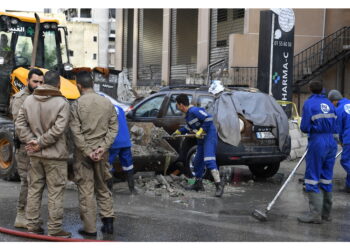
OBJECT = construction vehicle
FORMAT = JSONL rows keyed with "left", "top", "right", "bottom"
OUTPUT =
{"left": 0, "top": 12, "right": 177, "bottom": 180}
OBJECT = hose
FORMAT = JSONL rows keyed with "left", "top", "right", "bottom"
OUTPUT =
{"left": 0, "top": 226, "right": 111, "bottom": 242}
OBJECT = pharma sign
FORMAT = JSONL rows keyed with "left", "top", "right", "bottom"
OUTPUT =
{"left": 257, "top": 9, "right": 295, "bottom": 116}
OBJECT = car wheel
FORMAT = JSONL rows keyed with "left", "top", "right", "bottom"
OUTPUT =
{"left": 185, "top": 145, "right": 211, "bottom": 179}
{"left": 248, "top": 163, "right": 280, "bottom": 178}
{"left": 0, "top": 129, "right": 19, "bottom": 181}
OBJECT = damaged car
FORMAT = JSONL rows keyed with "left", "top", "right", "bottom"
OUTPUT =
{"left": 126, "top": 85, "right": 291, "bottom": 178}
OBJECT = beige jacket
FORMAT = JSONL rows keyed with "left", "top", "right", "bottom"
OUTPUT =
{"left": 69, "top": 89, "right": 118, "bottom": 157}
{"left": 15, "top": 84, "right": 70, "bottom": 160}
{"left": 10, "top": 87, "right": 31, "bottom": 122}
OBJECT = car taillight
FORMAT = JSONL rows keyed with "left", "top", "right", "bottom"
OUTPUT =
{"left": 229, "top": 156, "right": 241, "bottom": 160}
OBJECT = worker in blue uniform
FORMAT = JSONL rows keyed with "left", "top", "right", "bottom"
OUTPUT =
{"left": 328, "top": 89, "right": 350, "bottom": 193}
{"left": 173, "top": 93, "right": 224, "bottom": 197}
{"left": 108, "top": 105, "right": 136, "bottom": 194}
{"left": 298, "top": 81, "right": 338, "bottom": 223}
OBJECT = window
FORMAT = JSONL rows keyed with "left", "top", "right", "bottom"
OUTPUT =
{"left": 93, "top": 53, "right": 97, "bottom": 60}
{"left": 43, "top": 30, "right": 58, "bottom": 69}
{"left": 135, "top": 95, "right": 165, "bottom": 118}
{"left": 233, "top": 9, "right": 245, "bottom": 20}
{"left": 14, "top": 35, "right": 33, "bottom": 66}
{"left": 216, "top": 40, "right": 227, "bottom": 47}
{"left": 197, "top": 95, "right": 214, "bottom": 110}
{"left": 93, "top": 36, "right": 97, "bottom": 42}
{"left": 80, "top": 9, "right": 92, "bottom": 18}
{"left": 217, "top": 9, "right": 227, "bottom": 22}
{"left": 69, "top": 50, "right": 74, "bottom": 57}
{"left": 166, "top": 94, "right": 193, "bottom": 117}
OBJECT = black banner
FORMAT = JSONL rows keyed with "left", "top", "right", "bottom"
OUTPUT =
{"left": 257, "top": 9, "right": 295, "bottom": 117}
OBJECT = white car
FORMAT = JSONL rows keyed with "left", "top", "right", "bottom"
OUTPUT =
{"left": 96, "top": 91, "right": 131, "bottom": 112}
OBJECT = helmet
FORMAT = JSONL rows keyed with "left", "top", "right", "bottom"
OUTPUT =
{"left": 209, "top": 80, "right": 224, "bottom": 95}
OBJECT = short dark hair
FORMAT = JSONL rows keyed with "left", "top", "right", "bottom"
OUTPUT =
{"left": 76, "top": 71, "right": 93, "bottom": 88}
{"left": 175, "top": 94, "right": 189, "bottom": 106}
{"left": 28, "top": 68, "right": 43, "bottom": 80}
{"left": 44, "top": 70, "right": 60, "bottom": 87}
{"left": 309, "top": 81, "right": 323, "bottom": 94}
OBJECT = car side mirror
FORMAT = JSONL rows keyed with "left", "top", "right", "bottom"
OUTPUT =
{"left": 126, "top": 110, "right": 134, "bottom": 119}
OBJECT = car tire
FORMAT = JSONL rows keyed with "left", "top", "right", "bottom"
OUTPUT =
{"left": 248, "top": 163, "right": 280, "bottom": 178}
{"left": 185, "top": 145, "right": 213, "bottom": 179}
{"left": 0, "top": 129, "right": 19, "bottom": 181}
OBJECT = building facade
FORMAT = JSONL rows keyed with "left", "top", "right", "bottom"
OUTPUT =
{"left": 113, "top": 8, "right": 350, "bottom": 111}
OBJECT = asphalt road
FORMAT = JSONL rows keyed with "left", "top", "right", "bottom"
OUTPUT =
{"left": 1, "top": 155, "right": 350, "bottom": 242}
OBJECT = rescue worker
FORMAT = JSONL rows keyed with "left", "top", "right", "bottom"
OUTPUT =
{"left": 107, "top": 104, "right": 136, "bottom": 194}
{"left": 69, "top": 71, "right": 118, "bottom": 236}
{"left": 10, "top": 68, "right": 44, "bottom": 229}
{"left": 328, "top": 89, "right": 350, "bottom": 193}
{"left": 298, "top": 81, "right": 338, "bottom": 224}
{"left": 0, "top": 34, "right": 11, "bottom": 51}
{"left": 173, "top": 93, "right": 224, "bottom": 197}
{"left": 15, "top": 70, "right": 71, "bottom": 237}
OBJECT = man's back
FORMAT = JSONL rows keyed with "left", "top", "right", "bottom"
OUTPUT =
{"left": 70, "top": 89, "right": 118, "bottom": 156}
{"left": 16, "top": 84, "right": 70, "bottom": 160}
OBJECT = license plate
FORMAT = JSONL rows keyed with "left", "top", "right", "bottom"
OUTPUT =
{"left": 256, "top": 132, "right": 275, "bottom": 139}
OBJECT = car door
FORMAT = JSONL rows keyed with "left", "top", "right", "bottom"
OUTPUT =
{"left": 130, "top": 94, "right": 167, "bottom": 124}
{"left": 156, "top": 93, "right": 193, "bottom": 134}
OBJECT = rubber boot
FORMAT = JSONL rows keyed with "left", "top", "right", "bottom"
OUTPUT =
{"left": 297, "top": 192, "right": 323, "bottom": 224}
{"left": 127, "top": 170, "right": 137, "bottom": 194}
{"left": 14, "top": 209, "right": 28, "bottom": 229}
{"left": 211, "top": 169, "right": 224, "bottom": 197}
{"left": 214, "top": 182, "right": 224, "bottom": 197}
{"left": 321, "top": 190, "right": 333, "bottom": 221}
{"left": 185, "top": 178, "right": 205, "bottom": 191}
{"left": 101, "top": 217, "right": 114, "bottom": 234}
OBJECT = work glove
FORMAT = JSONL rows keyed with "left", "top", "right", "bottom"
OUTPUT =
{"left": 172, "top": 130, "right": 181, "bottom": 136}
{"left": 196, "top": 128, "right": 204, "bottom": 139}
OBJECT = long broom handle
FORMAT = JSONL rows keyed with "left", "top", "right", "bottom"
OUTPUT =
{"left": 266, "top": 148, "right": 343, "bottom": 212}
{"left": 266, "top": 150, "right": 308, "bottom": 212}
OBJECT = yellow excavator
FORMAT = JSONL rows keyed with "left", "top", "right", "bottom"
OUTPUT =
{"left": 0, "top": 12, "right": 176, "bottom": 180}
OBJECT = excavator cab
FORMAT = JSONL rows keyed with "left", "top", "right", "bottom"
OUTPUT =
{"left": 0, "top": 12, "right": 79, "bottom": 108}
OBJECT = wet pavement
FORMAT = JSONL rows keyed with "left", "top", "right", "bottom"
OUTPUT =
{"left": 1, "top": 157, "right": 350, "bottom": 242}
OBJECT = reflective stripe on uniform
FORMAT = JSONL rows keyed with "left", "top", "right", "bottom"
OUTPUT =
{"left": 320, "top": 179, "right": 332, "bottom": 184}
{"left": 184, "top": 125, "right": 190, "bottom": 131}
{"left": 305, "top": 179, "right": 318, "bottom": 185}
{"left": 188, "top": 118, "right": 199, "bottom": 125}
{"left": 204, "top": 117, "right": 213, "bottom": 122}
{"left": 311, "top": 113, "right": 337, "bottom": 121}
{"left": 122, "top": 165, "right": 134, "bottom": 171}
{"left": 204, "top": 157, "right": 216, "bottom": 161}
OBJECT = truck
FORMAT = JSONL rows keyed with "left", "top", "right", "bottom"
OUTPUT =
{"left": 0, "top": 12, "right": 177, "bottom": 180}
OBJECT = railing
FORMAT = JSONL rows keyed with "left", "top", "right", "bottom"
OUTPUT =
{"left": 293, "top": 26, "right": 350, "bottom": 86}
{"left": 229, "top": 26, "right": 350, "bottom": 88}
{"left": 230, "top": 67, "right": 258, "bottom": 87}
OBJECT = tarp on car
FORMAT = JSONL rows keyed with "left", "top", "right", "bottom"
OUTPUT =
{"left": 208, "top": 90, "right": 289, "bottom": 151}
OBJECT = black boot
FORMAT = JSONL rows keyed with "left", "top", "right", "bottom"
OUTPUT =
{"left": 321, "top": 190, "right": 333, "bottom": 221}
{"left": 127, "top": 170, "right": 137, "bottom": 194}
{"left": 185, "top": 178, "right": 205, "bottom": 191}
{"left": 215, "top": 182, "right": 224, "bottom": 197}
{"left": 297, "top": 192, "right": 323, "bottom": 224}
{"left": 101, "top": 217, "right": 114, "bottom": 234}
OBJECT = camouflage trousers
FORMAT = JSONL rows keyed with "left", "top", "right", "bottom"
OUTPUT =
{"left": 15, "top": 145, "right": 30, "bottom": 212}
{"left": 26, "top": 157, "right": 67, "bottom": 234}
{"left": 73, "top": 150, "right": 114, "bottom": 233}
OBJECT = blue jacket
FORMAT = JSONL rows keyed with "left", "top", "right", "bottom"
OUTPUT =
{"left": 179, "top": 106, "right": 216, "bottom": 134}
{"left": 335, "top": 98, "right": 350, "bottom": 144}
{"left": 110, "top": 105, "right": 132, "bottom": 149}
{"left": 300, "top": 94, "right": 337, "bottom": 135}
